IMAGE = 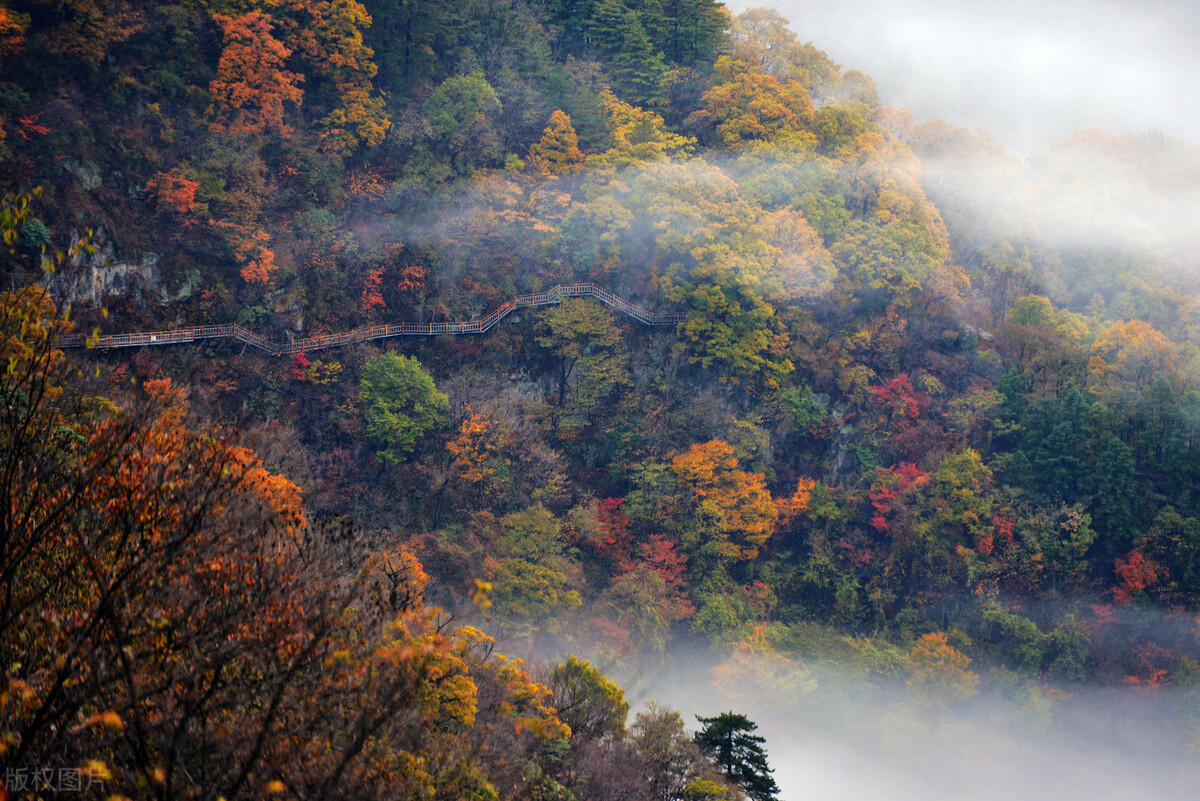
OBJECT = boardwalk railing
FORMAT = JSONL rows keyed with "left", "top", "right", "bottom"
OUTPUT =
{"left": 56, "top": 283, "right": 688, "bottom": 357}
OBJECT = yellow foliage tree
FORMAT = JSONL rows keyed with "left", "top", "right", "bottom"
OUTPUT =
{"left": 587, "top": 89, "right": 695, "bottom": 167}
{"left": 1089, "top": 319, "right": 1179, "bottom": 394}
{"left": 906, "top": 632, "right": 979, "bottom": 704}
{"left": 528, "top": 110, "right": 585, "bottom": 174}
{"left": 672, "top": 440, "right": 778, "bottom": 560}
{"left": 712, "top": 624, "right": 817, "bottom": 707}
{"left": 300, "top": 0, "right": 389, "bottom": 151}
{"left": 695, "top": 57, "right": 816, "bottom": 149}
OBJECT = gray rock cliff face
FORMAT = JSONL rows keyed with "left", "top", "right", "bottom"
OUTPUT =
{"left": 41, "top": 235, "right": 201, "bottom": 310}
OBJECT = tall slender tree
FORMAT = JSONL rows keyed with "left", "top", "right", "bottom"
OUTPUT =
{"left": 694, "top": 712, "right": 780, "bottom": 801}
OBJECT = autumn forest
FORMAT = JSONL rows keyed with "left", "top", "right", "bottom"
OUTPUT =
{"left": 2, "top": 0, "right": 1200, "bottom": 797}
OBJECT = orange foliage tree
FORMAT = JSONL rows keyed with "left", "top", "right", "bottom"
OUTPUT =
{"left": 209, "top": 219, "right": 277, "bottom": 284}
{"left": 446, "top": 406, "right": 499, "bottom": 488}
{"left": 144, "top": 168, "right": 201, "bottom": 215}
{"left": 776, "top": 477, "right": 816, "bottom": 524}
{"left": 671, "top": 440, "right": 778, "bottom": 560}
{"left": 361, "top": 264, "right": 386, "bottom": 313}
{"left": 208, "top": 11, "right": 304, "bottom": 138}
{"left": 0, "top": 286, "right": 569, "bottom": 798}
{"left": 1113, "top": 549, "right": 1160, "bottom": 605}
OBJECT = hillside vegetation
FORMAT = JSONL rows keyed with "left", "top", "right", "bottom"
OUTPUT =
{"left": 3, "top": 0, "right": 1200, "bottom": 796}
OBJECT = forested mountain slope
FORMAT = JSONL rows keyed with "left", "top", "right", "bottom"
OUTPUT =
{"left": 3, "top": 0, "right": 1200, "bottom": 796}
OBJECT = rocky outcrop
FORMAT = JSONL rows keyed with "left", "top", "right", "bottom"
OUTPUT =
{"left": 43, "top": 236, "right": 201, "bottom": 309}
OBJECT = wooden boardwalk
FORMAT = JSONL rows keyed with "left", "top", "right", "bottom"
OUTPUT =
{"left": 55, "top": 283, "right": 687, "bottom": 357}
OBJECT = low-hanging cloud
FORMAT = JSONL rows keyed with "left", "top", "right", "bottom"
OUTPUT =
{"left": 908, "top": 127, "right": 1200, "bottom": 296}
{"left": 615, "top": 646, "right": 1200, "bottom": 801}
{"left": 729, "top": 0, "right": 1200, "bottom": 155}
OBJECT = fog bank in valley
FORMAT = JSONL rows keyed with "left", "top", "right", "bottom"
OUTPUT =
{"left": 730, "top": 0, "right": 1200, "bottom": 154}
{"left": 617, "top": 650, "right": 1199, "bottom": 801}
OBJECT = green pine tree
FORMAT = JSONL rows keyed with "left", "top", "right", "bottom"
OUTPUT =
{"left": 587, "top": 0, "right": 668, "bottom": 107}
{"left": 661, "top": 0, "right": 725, "bottom": 67}
{"left": 694, "top": 712, "right": 780, "bottom": 801}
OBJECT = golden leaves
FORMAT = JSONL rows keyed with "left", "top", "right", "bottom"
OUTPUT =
{"left": 775, "top": 477, "right": 816, "bottom": 524}
{"left": 528, "top": 110, "right": 585, "bottom": 176}
{"left": 698, "top": 57, "right": 816, "bottom": 149}
{"left": 906, "top": 631, "right": 979, "bottom": 702}
{"left": 671, "top": 440, "right": 778, "bottom": 559}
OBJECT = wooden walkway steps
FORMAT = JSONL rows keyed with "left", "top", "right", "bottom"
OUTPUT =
{"left": 55, "top": 283, "right": 687, "bottom": 357}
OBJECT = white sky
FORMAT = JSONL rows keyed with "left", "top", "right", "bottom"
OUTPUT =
{"left": 725, "top": 0, "right": 1200, "bottom": 154}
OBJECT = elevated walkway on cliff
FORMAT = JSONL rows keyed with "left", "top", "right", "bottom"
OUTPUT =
{"left": 56, "top": 282, "right": 687, "bottom": 357}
